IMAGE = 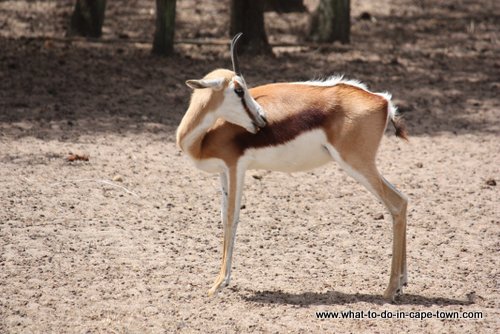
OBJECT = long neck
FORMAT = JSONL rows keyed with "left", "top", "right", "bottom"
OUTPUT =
{"left": 177, "top": 111, "right": 216, "bottom": 160}
{"left": 177, "top": 88, "right": 221, "bottom": 160}
{"left": 177, "top": 87, "right": 225, "bottom": 159}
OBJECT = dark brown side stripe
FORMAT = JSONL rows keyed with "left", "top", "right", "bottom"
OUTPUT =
{"left": 235, "top": 108, "right": 328, "bottom": 151}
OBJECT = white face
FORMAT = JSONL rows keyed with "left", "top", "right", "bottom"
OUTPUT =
{"left": 185, "top": 75, "right": 267, "bottom": 133}
{"left": 217, "top": 76, "right": 267, "bottom": 133}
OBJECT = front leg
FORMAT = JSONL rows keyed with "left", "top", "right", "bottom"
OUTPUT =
{"left": 208, "top": 166, "right": 245, "bottom": 296}
{"left": 219, "top": 171, "right": 229, "bottom": 231}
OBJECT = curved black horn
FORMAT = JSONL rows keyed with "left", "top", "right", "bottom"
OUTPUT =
{"left": 230, "top": 33, "right": 243, "bottom": 76}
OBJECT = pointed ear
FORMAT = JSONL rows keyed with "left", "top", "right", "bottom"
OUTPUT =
{"left": 185, "top": 78, "right": 226, "bottom": 90}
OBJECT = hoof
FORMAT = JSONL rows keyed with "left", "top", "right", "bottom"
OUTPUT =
{"left": 383, "top": 291, "right": 396, "bottom": 302}
{"left": 384, "top": 287, "right": 404, "bottom": 303}
{"left": 207, "top": 276, "right": 230, "bottom": 296}
{"left": 207, "top": 287, "right": 218, "bottom": 297}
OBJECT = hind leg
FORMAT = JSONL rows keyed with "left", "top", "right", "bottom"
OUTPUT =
{"left": 325, "top": 144, "right": 408, "bottom": 301}
{"left": 379, "top": 178, "right": 407, "bottom": 300}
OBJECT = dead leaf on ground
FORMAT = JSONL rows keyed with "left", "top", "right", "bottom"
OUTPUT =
{"left": 67, "top": 153, "right": 89, "bottom": 162}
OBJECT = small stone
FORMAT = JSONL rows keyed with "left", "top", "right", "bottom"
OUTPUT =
{"left": 374, "top": 213, "right": 384, "bottom": 220}
{"left": 485, "top": 178, "right": 496, "bottom": 186}
{"left": 113, "top": 175, "right": 123, "bottom": 182}
{"left": 416, "top": 162, "right": 423, "bottom": 168}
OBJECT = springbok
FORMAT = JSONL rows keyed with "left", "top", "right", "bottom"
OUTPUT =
{"left": 176, "top": 34, "right": 408, "bottom": 301}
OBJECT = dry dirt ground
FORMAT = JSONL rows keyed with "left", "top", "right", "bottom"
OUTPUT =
{"left": 1, "top": 0, "right": 499, "bottom": 333}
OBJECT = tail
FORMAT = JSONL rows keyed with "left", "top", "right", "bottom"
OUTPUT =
{"left": 387, "top": 98, "right": 408, "bottom": 141}
{"left": 391, "top": 117, "right": 408, "bottom": 141}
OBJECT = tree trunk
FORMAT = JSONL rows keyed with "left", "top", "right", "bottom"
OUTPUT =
{"left": 309, "top": 0, "right": 350, "bottom": 43}
{"left": 230, "top": 0, "right": 272, "bottom": 55}
{"left": 69, "top": 0, "right": 107, "bottom": 38}
{"left": 153, "top": 0, "right": 177, "bottom": 56}
{"left": 264, "top": 0, "right": 306, "bottom": 13}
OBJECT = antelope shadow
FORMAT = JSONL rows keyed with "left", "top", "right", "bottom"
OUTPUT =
{"left": 243, "top": 289, "right": 474, "bottom": 307}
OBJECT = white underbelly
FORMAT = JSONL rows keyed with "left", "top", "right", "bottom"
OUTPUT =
{"left": 246, "top": 129, "right": 332, "bottom": 172}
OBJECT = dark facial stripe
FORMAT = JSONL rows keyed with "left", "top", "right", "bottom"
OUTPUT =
{"left": 234, "top": 80, "right": 258, "bottom": 125}
{"left": 235, "top": 108, "right": 328, "bottom": 151}
{"left": 239, "top": 95, "right": 259, "bottom": 125}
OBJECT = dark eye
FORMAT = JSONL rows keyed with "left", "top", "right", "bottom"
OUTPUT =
{"left": 234, "top": 87, "right": 244, "bottom": 97}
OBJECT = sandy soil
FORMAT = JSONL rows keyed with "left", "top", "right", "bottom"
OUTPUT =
{"left": 1, "top": 0, "right": 499, "bottom": 333}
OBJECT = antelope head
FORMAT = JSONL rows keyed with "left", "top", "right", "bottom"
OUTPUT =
{"left": 185, "top": 33, "right": 267, "bottom": 134}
